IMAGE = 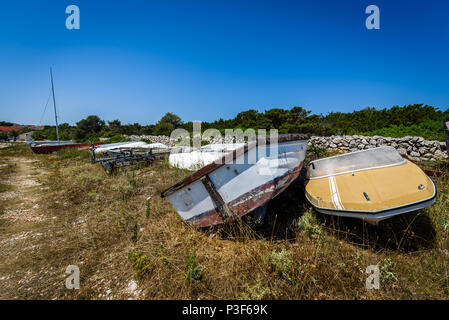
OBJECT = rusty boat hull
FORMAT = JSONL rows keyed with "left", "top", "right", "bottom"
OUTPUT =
{"left": 161, "top": 135, "right": 308, "bottom": 227}
{"left": 31, "top": 142, "right": 104, "bottom": 154}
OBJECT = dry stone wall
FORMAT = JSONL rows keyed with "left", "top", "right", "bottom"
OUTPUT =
{"left": 309, "top": 135, "right": 447, "bottom": 162}
{"left": 125, "top": 134, "right": 448, "bottom": 162}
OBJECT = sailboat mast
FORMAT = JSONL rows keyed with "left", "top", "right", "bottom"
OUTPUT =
{"left": 50, "top": 67, "right": 60, "bottom": 144}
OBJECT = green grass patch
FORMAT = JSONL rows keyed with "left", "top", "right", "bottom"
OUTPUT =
{"left": 128, "top": 251, "right": 152, "bottom": 278}
{"left": 105, "top": 134, "right": 130, "bottom": 144}
{"left": 55, "top": 148, "right": 91, "bottom": 160}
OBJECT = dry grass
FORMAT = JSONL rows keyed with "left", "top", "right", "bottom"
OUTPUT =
{"left": 0, "top": 143, "right": 448, "bottom": 299}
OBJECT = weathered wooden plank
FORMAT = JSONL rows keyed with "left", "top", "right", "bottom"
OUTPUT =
{"left": 201, "top": 175, "right": 234, "bottom": 219}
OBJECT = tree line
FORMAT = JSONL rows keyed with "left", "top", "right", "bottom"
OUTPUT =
{"left": 3, "top": 104, "right": 447, "bottom": 143}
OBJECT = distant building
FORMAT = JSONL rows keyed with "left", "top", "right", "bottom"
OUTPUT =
{"left": 0, "top": 126, "right": 22, "bottom": 133}
{"left": 0, "top": 125, "right": 44, "bottom": 133}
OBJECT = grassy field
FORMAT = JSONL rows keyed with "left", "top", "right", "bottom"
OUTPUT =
{"left": 0, "top": 143, "right": 448, "bottom": 299}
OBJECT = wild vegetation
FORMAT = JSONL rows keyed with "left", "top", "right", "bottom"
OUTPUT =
{"left": 0, "top": 143, "right": 448, "bottom": 299}
{"left": 15, "top": 104, "right": 449, "bottom": 143}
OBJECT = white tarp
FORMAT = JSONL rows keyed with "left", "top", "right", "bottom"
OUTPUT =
{"left": 94, "top": 141, "right": 168, "bottom": 154}
{"left": 169, "top": 143, "right": 244, "bottom": 170}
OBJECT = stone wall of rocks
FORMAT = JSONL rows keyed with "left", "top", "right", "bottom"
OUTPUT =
{"left": 126, "top": 135, "right": 176, "bottom": 146}
{"left": 309, "top": 135, "right": 448, "bottom": 162}
{"left": 125, "top": 134, "right": 448, "bottom": 162}
{"left": 125, "top": 134, "right": 249, "bottom": 147}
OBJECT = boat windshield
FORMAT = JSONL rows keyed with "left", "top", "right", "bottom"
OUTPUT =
{"left": 308, "top": 147, "right": 405, "bottom": 178}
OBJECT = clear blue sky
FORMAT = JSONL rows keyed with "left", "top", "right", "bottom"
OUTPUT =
{"left": 0, "top": 0, "right": 448, "bottom": 125}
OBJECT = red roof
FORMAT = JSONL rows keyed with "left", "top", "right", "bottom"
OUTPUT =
{"left": 0, "top": 125, "right": 44, "bottom": 132}
{"left": 0, "top": 126, "right": 22, "bottom": 133}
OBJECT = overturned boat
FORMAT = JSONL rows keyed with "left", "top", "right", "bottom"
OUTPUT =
{"left": 93, "top": 141, "right": 168, "bottom": 154}
{"left": 31, "top": 141, "right": 104, "bottom": 154}
{"left": 169, "top": 143, "right": 245, "bottom": 170}
{"left": 161, "top": 134, "right": 308, "bottom": 227}
{"left": 305, "top": 146, "right": 436, "bottom": 225}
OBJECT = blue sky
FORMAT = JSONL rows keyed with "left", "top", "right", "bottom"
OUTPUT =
{"left": 0, "top": 0, "right": 448, "bottom": 125}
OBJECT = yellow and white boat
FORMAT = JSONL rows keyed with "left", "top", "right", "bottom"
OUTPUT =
{"left": 304, "top": 147, "right": 436, "bottom": 225}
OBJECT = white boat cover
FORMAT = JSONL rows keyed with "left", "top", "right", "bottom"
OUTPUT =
{"left": 94, "top": 141, "right": 168, "bottom": 154}
{"left": 169, "top": 143, "right": 244, "bottom": 170}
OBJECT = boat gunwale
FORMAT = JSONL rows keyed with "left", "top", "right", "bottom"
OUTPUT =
{"left": 313, "top": 196, "right": 436, "bottom": 224}
{"left": 305, "top": 174, "right": 437, "bottom": 214}
{"left": 160, "top": 134, "right": 308, "bottom": 198}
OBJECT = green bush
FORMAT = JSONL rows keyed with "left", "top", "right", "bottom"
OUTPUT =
{"left": 104, "top": 134, "right": 130, "bottom": 144}
{"left": 269, "top": 249, "right": 292, "bottom": 280}
{"left": 0, "top": 132, "right": 8, "bottom": 141}
{"left": 56, "top": 148, "right": 91, "bottom": 160}
{"left": 128, "top": 251, "right": 152, "bottom": 277}
{"left": 185, "top": 248, "right": 202, "bottom": 283}
{"left": 365, "top": 120, "right": 446, "bottom": 141}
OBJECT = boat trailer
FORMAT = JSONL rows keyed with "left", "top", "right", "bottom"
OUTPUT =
{"left": 90, "top": 144, "right": 168, "bottom": 173}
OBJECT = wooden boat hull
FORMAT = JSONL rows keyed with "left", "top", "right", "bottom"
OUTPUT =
{"left": 305, "top": 157, "right": 436, "bottom": 225}
{"left": 161, "top": 135, "right": 307, "bottom": 227}
{"left": 31, "top": 142, "right": 104, "bottom": 154}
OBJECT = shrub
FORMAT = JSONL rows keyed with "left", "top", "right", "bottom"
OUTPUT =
{"left": 380, "top": 258, "right": 398, "bottom": 283}
{"left": 145, "top": 199, "right": 151, "bottom": 218}
{"left": 308, "top": 142, "right": 327, "bottom": 160}
{"left": 131, "top": 222, "right": 138, "bottom": 243}
{"left": 185, "top": 248, "right": 202, "bottom": 283}
{"left": 76, "top": 171, "right": 103, "bottom": 183}
{"left": 269, "top": 249, "right": 292, "bottom": 280}
{"left": 240, "top": 281, "right": 272, "bottom": 300}
{"left": 128, "top": 251, "right": 152, "bottom": 277}
{"left": 56, "top": 148, "right": 90, "bottom": 160}
{"left": 296, "top": 210, "right": 323, "bottom": 237}
{"left": 104, "top": 134, "right": 130, "bottom": 144}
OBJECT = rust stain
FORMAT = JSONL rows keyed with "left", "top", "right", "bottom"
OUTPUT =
{"left": 160, "top": 134, "right": 307, "bottom": 198}
{"left": 187, "top": 162, "right": 303, "bottom": 227}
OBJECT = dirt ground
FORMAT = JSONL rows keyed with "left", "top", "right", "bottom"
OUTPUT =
{"left": 0, "top": 143, "right": 448, "bottom": 300}
{"left": 0, "top": 151, "right": 141, "bottom": 299}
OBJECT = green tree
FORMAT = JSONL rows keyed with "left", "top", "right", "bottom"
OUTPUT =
{"left": 9, "top": 130, "right": 19, "bottom": 141}
{"left": 75, "top": 115, "right": 105, "bottom": 140}
{"left": 158, "top": 113, "right": 182, "bottom": 127}
{"left": 154, "top": 113, "right": 183, "bottom": 136}
{"left": 108, "top": 119, "right": 121, "bottom": 128}
{"left": 0, "top": 132, "right": 8, "bottom": 141}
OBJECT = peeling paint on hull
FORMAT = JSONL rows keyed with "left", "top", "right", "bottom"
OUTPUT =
{"left": 188, "top": 164, "right": 303, "bottom": 227}
{"left": 161, "top": 136, "right": 308, "bottom": 228}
